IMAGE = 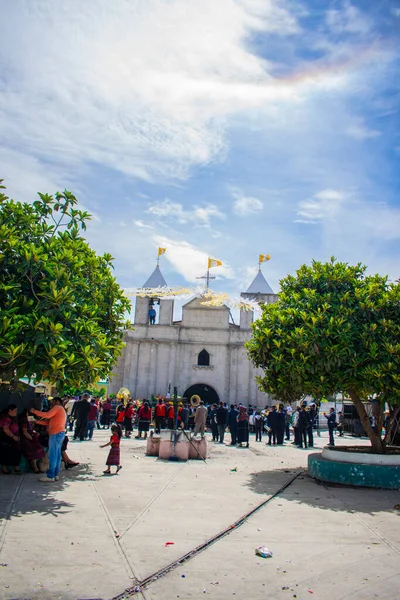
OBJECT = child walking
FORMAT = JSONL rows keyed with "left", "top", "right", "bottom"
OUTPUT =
{"left": 100, "top": 425, "right": 122, "bottom": 474}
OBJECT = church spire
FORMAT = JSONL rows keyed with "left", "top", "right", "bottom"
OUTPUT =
{"left": 142, "top": 265, "right": 167, "bottom": 288}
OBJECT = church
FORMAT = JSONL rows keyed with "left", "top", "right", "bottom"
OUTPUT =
{"left": 109, "top": 264, "right": 278, "bottom": 407}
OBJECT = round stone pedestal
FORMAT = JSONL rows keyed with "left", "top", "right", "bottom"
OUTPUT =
{"left": 308, "top": 447, "right": 400, "bottom": 489}
{"left": 188, "top": 437, "right": 207, "bottom": 460}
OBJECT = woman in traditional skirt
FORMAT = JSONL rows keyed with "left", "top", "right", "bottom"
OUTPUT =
{"left": 0, "top": 404, "right": 22, "bottom": 474}
{"left": 236, "top": 405, "right": 250, "bottom": 448}
{"left": 101, "top": 425, "right": 122, "bottom": 474}
{"left": 19, "top": 409, "right": 45, "bottom": 473}
{"left": 135, "top": 401, "right": 152, "bottom": 439}
{"left": 123, "top": 402, "right": 134, "bottom": 438}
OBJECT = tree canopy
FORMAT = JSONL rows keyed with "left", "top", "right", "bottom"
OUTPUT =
{"left": 246, "top": 258, "right": 400, "bottom": 453}
{"left": 0, "top": 181, "right": 131, "bottom": 393}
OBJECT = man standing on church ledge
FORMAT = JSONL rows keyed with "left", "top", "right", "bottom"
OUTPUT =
{"left": 193, "top": 401, "right": 207, "bottom": 438}
{"left": 148, "top": 306, "right": 156, "bottom": 325}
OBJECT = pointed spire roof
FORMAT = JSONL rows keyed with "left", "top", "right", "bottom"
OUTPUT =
{"left": 245, "top": 269, "right": 274, "bottom": 295}
{"left": 142, "top": 265, "right": 167, "bottom": 288}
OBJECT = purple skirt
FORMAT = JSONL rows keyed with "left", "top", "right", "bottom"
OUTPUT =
{"left": 106, "top": 445, "right": 120, "bottom": 466}
{"left": 21, "top": 436, "right": 45, "bottom": 462}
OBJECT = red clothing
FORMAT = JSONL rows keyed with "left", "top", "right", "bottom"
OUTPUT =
{"left": 155, "top": 403, "right": 166, "bottom": 417}
{"left": 0, "top": 415, "right": 19, "bottom": 436}
{"left": 167, "top": 405, "right": 174, "bottom": 419}
{"left": 88, "top": 404, "right": 98, "bottom": 420}
{"left": 110, "top": 433, "right": 120, "bottom": 447}
{"left": 125, "top": 407, "right": 134, "bottom": 419}
{"left": 138, "top": 405, "right": 152, "bottom": 420}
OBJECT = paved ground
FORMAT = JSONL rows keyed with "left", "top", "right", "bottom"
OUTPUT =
{"left": 1, "top": 430, "right": 399, "bottom": 600}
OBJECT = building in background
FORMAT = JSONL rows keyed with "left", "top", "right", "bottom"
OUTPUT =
{"left": 109, "top": 265, "right": 277, "bottom": 407}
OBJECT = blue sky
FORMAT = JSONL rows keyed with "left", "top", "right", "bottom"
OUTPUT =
{"left": 1, "top": 0, "right": 400, "bottom": 307}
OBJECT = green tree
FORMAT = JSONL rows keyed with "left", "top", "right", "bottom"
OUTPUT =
{"left": 0, "top": 180, "right": 131, "bottom": 393}
{"left": 246, "top": 258, "right": 400, "bottom": 454}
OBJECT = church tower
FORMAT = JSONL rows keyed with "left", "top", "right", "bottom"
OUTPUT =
{"left": 134, "top": 265, "right": 174, "bottom": 326}
{"left": 239, "top": 269, "right": 278, "bottom": 329}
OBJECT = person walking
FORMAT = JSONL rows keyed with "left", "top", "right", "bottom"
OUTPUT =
{"left": 154, "top": 399, "right": 166, "bottom": 433}
{"left": 31, "top": 397, "right": 67, "bottom": 482}
{"left": 86, "top": 398, "right": 98, "bottom": 440}
{"left": 181, "top": 404, "right": 190, "bottom": 430}
{"left": 254, "top": 410, "right": 263, "bottom": 442}
{"left": 227, "top": 404, "right": 239, "bottom": 445}
{"left": 193, "top": 401, "right": 207, "bottom": 438}
{"left": 101, "top": 424, "right": 122, "bottom": 474}
{"left": 216, "top": 402, "right": 228, "bottom": 444}
{"left": 209, "top": 404, "right": 219, "bottom": 442}
{"left": 136, "top": 401, "right": 152, "bottom": 439}
{"left": 336, "top": 411, "right": 344, "bottom": 437}
{"left": 267, "top": 406, "right": 278, "bottom": 445}
{"left": 72, "top": 394, "right": 90, "bottom": 441}
{"left": 236, "top": 406, "right": 250, "bottom": 448}
{"left": 285, "top": 406, "right": 292, "bottom": 441}
{"left": 101, "top": 399, "right": 112, "bottom": 429}
{"left": 307, "top": 406, "right": 315, "bottom": 447}
{"left": 298, "top": 405, "right": 309, "bottom": 448}
{"left": 276, "top": 405, "right": 286, "bottom": 445}
{"left": 292, "top": 406, "right": 301, "bottom": 446}
{"left": 325, "top": 408, "right": 337, "bottom": 446}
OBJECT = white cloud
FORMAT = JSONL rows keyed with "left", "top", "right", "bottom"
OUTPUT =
{"left": 231, "top": 188, "right": 264, "bottom": 216}
{"left": 134, "top": 219, "right": 154, "bottom": 230}
{"left": 326, "top": 2, "right": 371, "bottom": 35}
{"left": 147, "top": 199, "right": 224, "bottom": 227}
{"left": 0, "top": 0, "right": 304, "bottom": 184}
{"left": 297, "top": 189, "right": 345, "bottom": 222}
{"left": 153, "top": 236, "right": 234, "bottom": 283}
{"left": 346, "top": 118, "right": 382, "bottom": 140}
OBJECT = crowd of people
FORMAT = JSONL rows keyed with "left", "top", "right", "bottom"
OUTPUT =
{"left": 0, "top": 398, "right": 79, "bottom": 480}
{"left": 1, "top": 393, "right": 345, "bottom": 481}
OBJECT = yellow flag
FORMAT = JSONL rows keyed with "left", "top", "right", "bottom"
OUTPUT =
{"left": 208, "top": 257, "right": 223, "bottom": 269}
{"left": 259, "top": 254, "right": 271, "bottom": 263}
{"left": 158, "top": 247, "right": 166, "bottom": 257}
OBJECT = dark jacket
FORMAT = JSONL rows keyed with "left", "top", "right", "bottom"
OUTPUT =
{"left": 267, "top": 409, "right": 278, "bottom": 429}
{"left": 216, "top": 406, "right": 228, "bottom": 425}
{"left": 326, "top": 412, "right": 336, "bottom": 428}
{"left": 227, "top": 409, "right": 239, "bottom": 427}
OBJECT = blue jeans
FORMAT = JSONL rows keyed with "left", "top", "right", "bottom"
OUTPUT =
{"left": 47, "top": 431, "right": 65, "bottom": 479}
{"left": 86, "top": 420, "right": 96, "bottom": 439}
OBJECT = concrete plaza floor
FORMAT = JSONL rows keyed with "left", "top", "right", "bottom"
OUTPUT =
{"left": 0, "top": 430, "right": 399, "bottom": 600}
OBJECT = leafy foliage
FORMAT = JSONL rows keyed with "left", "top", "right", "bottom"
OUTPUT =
{"left": 0, "top": 180, "right": 131, "bottom": 393}
{"left": 246, "top": 258, "right": 400, "bottom": 452}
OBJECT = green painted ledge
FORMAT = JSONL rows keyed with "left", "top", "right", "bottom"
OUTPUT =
{"left": 308, "top": 453, "right": 400, "bottom": 490}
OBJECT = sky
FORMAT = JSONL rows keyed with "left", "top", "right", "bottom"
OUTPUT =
{"left": 1, "top": 0, "right": 400, "bottom": 310}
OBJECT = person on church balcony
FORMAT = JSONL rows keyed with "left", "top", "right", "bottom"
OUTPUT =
{"left": 148, "top": 306, "right": 156, "bottom": 325}
{"left": 236, "top": 405, "right": 250, "bottom": 448}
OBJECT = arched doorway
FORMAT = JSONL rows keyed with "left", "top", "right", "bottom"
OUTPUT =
{"left": 183, "top": 383, "right": 219, "bottom": 406}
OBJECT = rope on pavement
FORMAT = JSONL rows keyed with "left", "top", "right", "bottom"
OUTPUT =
{"left": 112, "top": 470, "right": 303, "bottom": 599}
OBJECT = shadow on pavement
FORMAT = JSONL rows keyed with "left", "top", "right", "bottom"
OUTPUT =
{"left": 244, "top": 467, "right": 400, "bottom": 514}
{"left": 0, "top": 464, "right": 95, "bottom": 519}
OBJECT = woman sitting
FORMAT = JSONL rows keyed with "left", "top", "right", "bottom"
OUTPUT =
{"left": 0, "top": 404, "right": 22, "bottom": 474}
{"left": 19, "top": 409, "right": 45, "bottom": 473}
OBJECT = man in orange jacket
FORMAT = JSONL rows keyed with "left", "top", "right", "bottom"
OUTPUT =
{"left": 31, "top": 397, "right": 67, "bottom": 483}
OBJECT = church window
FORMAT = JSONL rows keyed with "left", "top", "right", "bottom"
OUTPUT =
{"left": 197, "top": 349, "right": 210, "bottom": 366}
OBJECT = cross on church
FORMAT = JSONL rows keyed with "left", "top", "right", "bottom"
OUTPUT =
{"left": 196, "top": 270, "right": 216, "bottom": 290}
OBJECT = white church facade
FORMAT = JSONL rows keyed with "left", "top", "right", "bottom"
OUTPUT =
{"left": 109, "top": 266, "right": 278, "bottom": 407}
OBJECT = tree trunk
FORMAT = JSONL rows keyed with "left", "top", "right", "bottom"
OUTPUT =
{"left": 384, "top": 406, "right": 400, "bottom": 446}
{"left": 348, "top": 389, "right": 384, "bottom": 454}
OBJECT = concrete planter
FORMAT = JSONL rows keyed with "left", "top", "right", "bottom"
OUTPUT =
{"left": 308, "top": 446, "right": 400, "bottom": 490}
